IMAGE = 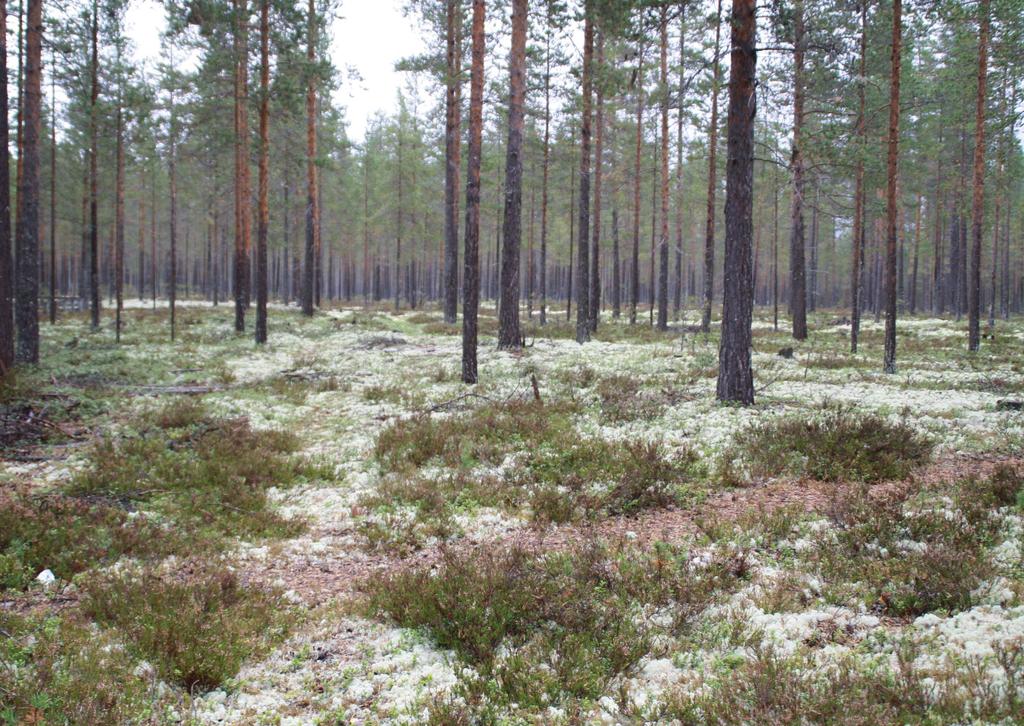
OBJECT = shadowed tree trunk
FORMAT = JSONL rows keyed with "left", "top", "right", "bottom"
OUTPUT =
{"left": 575, "top": 1, "right": 593, "bottom": 344}
{"left": 461, "top": 0, "right": 484, "bottom": 384}
{"left": 233, "top": 0, "right": 250, "bottom": 330}
{"left": 48, "top": 63, "right": 55, "bottom": 324}
{"left": 716, "top": 0, "right": 756, "bottom": 405}
{"left": 673, "top": 2, "right": 686, "bottom": 320}
{"left": 0, "top": 0, "right": 13, "bottom": 372}
{"left": 850, "top": 0, "right": 867, "bottom": 352}
{"left": 967, "top": 0, "right": 989, "bottom": 352}
{"left": 169, "top": 91, "right": 178, "bottom": 342}
{"left": 630, "top": 43, "right": 644, "bottom": 325}
{"left": 657, "top": 8, "right": 669, "bottom": 331}
{"left": 701, "top": 0, "right": 722, "bottom": 334}
{"left": 789, "top": 0, "right": 807, "bottom": 341}
{"left": 443, "top": 0, "right": 461, "bottom": 323}
{"left": 882, "top": 0, "right": 901, "bottom": 373}
{"left": 255, "top": 0, "right": 270, "bottom": 343}
{"left": 588, "top": 31, "right": 604, "bottom": 333}
{"left": 539, "top": 2, "right": 552, "bottom": 325}
{"left": 498, "top": 0, "right": 527, "bottom": 350}
{"left": 89, "top": 0, "right": 100, "bottom": 329}
{"left": 14, "top": 0, "right": 40, "bottom": 363}
{"left": 114, "top": 101, "right": 124, "bottom": 343}
{"left": 302, "top": 0, "right": 318, "bottom": 317}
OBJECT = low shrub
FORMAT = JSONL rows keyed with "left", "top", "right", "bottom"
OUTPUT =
{"left": 0, "top": 612, "right": 160, "bottom": 725}
{"left": 69, "top": 405, "right": 312, "bottom": 541}
{"left": 812, "top": 469, "right": 1022, "bottom": 616}
{"left": 726, "top": 403, "right": 932, "bottom": 482}
{"left": 80, "top": 561, "right": 293, "bottom": 692}
{"left": 0, "top": 489, "right": 174, "bottom": 591}
{"left": 369, "top": 539, "right": 748, "bottom": 714}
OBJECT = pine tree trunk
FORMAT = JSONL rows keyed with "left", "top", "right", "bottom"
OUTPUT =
{"left": 461, "top": 0, "right": 484, "bottom": 383}
{"left": 588, "top": 31, "right": 604, "bottom": 333}
{"left": 443, "top": 0, "right": 461, "bottom": 323}
{"left": 115, "top": 102, "right": 125, "bottom": 343}
{"left": 882, "top": 0, "right": 902, "bottom": 373}
{"left": 967, "top": 0, "right": 988, "bottom": 352}
{"left": 630, "top": 46, "right": 644, "bottom": 325}
{"left": 302, "top": 0, "right": 318, "bottom": 317}
{"left": 657, "top": 8, "right": 670, "bottom": 330}
{"left": 673, "top": 2, "right": 686, "bottom": 319}
{"left": 48, "top": 66, "right": 55, "bottom": 324}
{"left": 789, "top": 0, "right": 807, "bottom": 341}
{"left": 0, "top": 0, "right": 13, "bottom": 373}
{"left": 13, "top": 0, "right": 40, "bottom": 363}
{"left": 498, "top": 0, "right": 527, "bottom": 349}
{"left": 575, "top": 2, "right": 593, "bottom": 344}
{"left": 716, "top": 0, "right": 756, "bottom": 405}
{"left": 255, "top": 0, "right": 270, "bottom": 343}
{"left": 539, "top": 6, "right": 551, "bottom": 325}
{"left": 850, "top": 0, "right": 866, "bottom": 352}
{"left": 89, "top": 0, "right": 100, "bottom": 329}
{"left": 701, "top": 0, "right": 722, "bottom": 334}
{"left": 169, "top": 95, "right": 178, "bottom": 342}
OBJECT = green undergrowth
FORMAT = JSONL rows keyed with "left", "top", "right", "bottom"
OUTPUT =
{"left": 363, "top": 399, "right": 704, "bottom": 551}
{"left": 0, "top": 611, "right": 163, "bottom": 725}
{"left": 0, "top": 488, "right": 178, "bottom": 591}
{"left": 66, "top": 398, "right": 322, "bottom": 544}
{"left": 723, "top": 402, "right": 933, "bottom": 483}
{"left": 368, "top": 539, "right": 750, "bottom": 719}
{"left": 812, "top": 466, "right": 1023, "bottom": 616}
{"left": 660, "top": 640, "right": 1024, "bottom": 725}
{"left": 80, "top": 561, "right": 294, "bottom": 692}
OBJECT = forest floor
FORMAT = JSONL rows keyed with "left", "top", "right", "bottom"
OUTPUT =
{"left": 2, "top": 301, "right": 1024, "bottom": 725}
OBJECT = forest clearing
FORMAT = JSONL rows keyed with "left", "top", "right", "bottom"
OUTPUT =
{"left": 2, "top": 0, "right": 1024, "bottom": 722}
{"left": 2, "top": 304, "right": 1024, "bottom": 723}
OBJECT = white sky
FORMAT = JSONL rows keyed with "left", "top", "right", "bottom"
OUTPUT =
{"left": 124, "top": 0, "right": 428, "bottom": 142}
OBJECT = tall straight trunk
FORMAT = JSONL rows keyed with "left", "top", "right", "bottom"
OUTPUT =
{"left": 656, "top": 8, "right": 670, "bottom": 330}
{"left": 612, "top": 206, "right": 621, "bottom": 317}
{"left": 717, "top": 0, "right": 756, "bottom": 405}
{"left": 630, "top": 45, "right": 644, "bottom": 325}
{"left": 138, "top": 180, "right": 145, "bottom": 301}
{"left": 967, "top": 0, "right": 988, "bottom": 352}
{"left": 462, "top": 0, "right": 484, "bottom": 383}
{"left": 255, "top": 0, "right": 270, "bottom": 343}
{"left": 233, "top": 0, "right": 249, "bottom": 330}
{"left": 497, "top": 0, "right": 527, "bottom": 349}
{"left": 772, "top": 163, "right": 779, "bottom": 330}
{"left": 443, "top": 0, "right": 461, "bottom": 323}
{"left": 169, "top": 95, "right": 178, "bottom": 341}
{"left": 150, "top": 166, "right": 157, "bottom": 306}
{"left": 48, "top": 64, "right": 55, "bottom": 324}
{"left": 396, "top": 130, "right": 403, "bottom": 310}
{"left": 14, "top": 0, "right": 40, "bottom": 363}
{"left": 673, "top": 2, "right": 686, "bottom": 318}
{"left": 0, "top": 0, "right": 13, "bottom": 372}
{"left": 575, "top": 2, "right": 593, "bottom": 344}
{"left": 701, "top": 0, "right": 723, "bottom": 333}
{"left": 909, "top": 194, "right": 921, "bottom": 314}
{"left": 539, "top": 5, "right": 551, "bottom": 325}
{"left": 932, "top": 126, "right": 944, "bottom": 315}
{"left": 850, "top": 0, "right": 866, "bottom": 352}
{"left": 882, "top": 0, "right": 901, "bottom": 373}
{"left": 588, "top": 31, "right": 604, "bottom": 333}
{"left": 789, "top": 0, "right": 807, "bottom": 340}
{"left": 115, "top": 102, "right": 125, "bottom": 343}
{"left": 89, "top": 0, "right": 100, "bottom": 329}
{"left": 302, "top": 0, "right": 318, "bottom": 316}
{"left": 809, "top": 187, "right": 818, "bottom": 312}
{"left": 567, "top": 128, "right": 574, "bottom": 321}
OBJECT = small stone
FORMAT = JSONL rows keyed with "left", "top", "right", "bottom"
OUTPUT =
{"left": 35, "top": 569, "right": 56, "bottom": 587}
{"left": 996, "top": 399, "right": 1023, "bottom": 411}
